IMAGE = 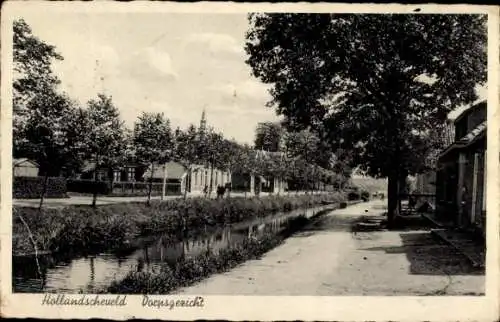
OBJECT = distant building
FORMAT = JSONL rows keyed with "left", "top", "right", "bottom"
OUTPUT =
{"left": 78, "top": 162, "right": 145, "bottom": 182}
{"left": 231, "top": 150, "right": 287, "bottom": 194}
{"left": 143, "top": 161, "right": 231, "bottom": 196}
{"left": 13, "top": 158, "right": 39, "bottom": 177}
{"left": 435, "top": 100, "right": 486, "bottom": 237}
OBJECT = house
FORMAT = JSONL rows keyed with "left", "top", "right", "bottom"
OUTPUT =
{"left": 435, "top": 100, "right": 486, "bottom": 237}
{"left": 77, "top": 161, "right": 146, "bottom": 182}
{"left": 13, "top": 158, "right": 39, "bottom": 177}
{"left": 143, "top": 161, "right": 231, "bottom": 196}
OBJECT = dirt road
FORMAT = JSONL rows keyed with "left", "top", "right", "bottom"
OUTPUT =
{"left": 176, "top": 200, "right": 484, "bottom": 295}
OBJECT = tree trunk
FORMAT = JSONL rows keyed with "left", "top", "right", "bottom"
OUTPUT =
{"left": 387, "top": 171, "right": 400, "bottom": 228}
{"left": 161, "top": 164, "right": 167, "bottom": 201}
{"left": 38, "top": 173, "right": 49, "bottom": 211}
{"left": 183, "top": 165, "right": 191, "bottom": 200}
{"left": 147, "top": 163, "right": 154, "bottom": 206}
{"left": 92, "top": 154, "right": 99, "bottom": 208}
{"left": 398, "top": 171, "right": 408, "bottom": 213}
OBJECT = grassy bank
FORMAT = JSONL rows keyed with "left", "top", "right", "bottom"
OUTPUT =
{"left": 13, "top": 193, "right": 346, "bottom": 256}
{"left": 106, "top": 214, "right": 313, "bottom": 294}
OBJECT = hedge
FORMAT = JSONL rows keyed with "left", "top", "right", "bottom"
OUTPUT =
{"left": 67, "top": 179, "right": 110, "bottom": 194}
{"left": 13, "top": 176, "right": 67, "bottom": 199}
{"left": 12, "top": 193, "right": 347, "bottom": 256}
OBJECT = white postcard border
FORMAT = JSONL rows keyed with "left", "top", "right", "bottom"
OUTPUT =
{"left": 1, "top": 2, "right": 499, "bottom": 321}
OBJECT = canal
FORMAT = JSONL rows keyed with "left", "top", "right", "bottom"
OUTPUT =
{"left": 13, "top": 203, "right": 341, "bottom": 293}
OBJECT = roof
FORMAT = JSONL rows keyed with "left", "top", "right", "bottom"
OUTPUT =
{"left": 453, "top": 100, "right": 487, "bottom": 125}
{"left": 439, "top": 121, "right": 486, "bottom": 159}
{"left": 81, "top": 161, "right": 96, "bottom": 173}
{"left": 143, "top": 161, "right": 187, "bottom": 180}
{"left": 252, "top": 150, "right": 286, "bottom": 161}
{"left": 13, "top": 158, "right": 39, "bottom": 167}
{"left": 81, "top": 161, "right": 145, "bottom": 172}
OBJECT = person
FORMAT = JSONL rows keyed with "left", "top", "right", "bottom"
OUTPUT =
{"left": 217, "top": 185, "right": 225, "bottom": 199}
{"left": 203, "top": 185, "right": 208, "bottom": 197}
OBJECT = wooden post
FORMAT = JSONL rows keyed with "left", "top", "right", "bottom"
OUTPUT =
{"left": 471, "top": 153, "right": 479, "bottom": 225}
{"left": 457, "top": 152, "right": 466, "bottom": 227}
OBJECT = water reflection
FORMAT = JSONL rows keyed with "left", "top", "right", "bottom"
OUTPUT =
{"left": 13, "top": 205, "right": 331, "bottom": 293}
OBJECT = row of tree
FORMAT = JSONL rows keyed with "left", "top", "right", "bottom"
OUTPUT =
{"left": 13, "top": 19, "right": 348, "bottom": 208}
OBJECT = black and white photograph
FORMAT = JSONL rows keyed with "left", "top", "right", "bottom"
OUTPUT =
{"left": 1, "top": 2, "right": 498, "bottom": 321}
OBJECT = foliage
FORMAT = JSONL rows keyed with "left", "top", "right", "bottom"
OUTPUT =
{"left": 134, "top": 112, "right": 174, "bottom": 165}
{"left": 174, "top": 125, "right": 200, "bottom": 166}
{"left": 106, "top": 213, "right": 317, "bottom": 294}
{"left": 84, "top": 94, "right": 128, "bottom": 205}
{"left": 86, "top": 94, "right": 127, "bottom": 168}
{"left": 12, "top": 193, "right": 346, "bottom": 256}
{"left": 13, "top": 19, "right": 63, "bottom": 141}
{"left": 134, "top": 112, "right": 174, "bottom": 203}
{"left": 245, "top": 13, "right": 486, "bottom": 221}
{"left": 254, "top": 122, "right": 284, "bottom": 152}
{"left": 13, "top": 176, "right": 67, "bottom": 199}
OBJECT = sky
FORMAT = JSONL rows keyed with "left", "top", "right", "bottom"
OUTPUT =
{"left": 19, "top": 12, "right": 279, "bottom": 144}
{"left": 17, "top": 12, "right": 486, "bottom": 144}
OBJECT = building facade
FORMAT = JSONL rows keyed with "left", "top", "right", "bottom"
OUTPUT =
{"left": 13, "top": 158, "right": 39, "bottom": 177}
{"left": 435, "top": 101, "right": 486, "bottom": 237}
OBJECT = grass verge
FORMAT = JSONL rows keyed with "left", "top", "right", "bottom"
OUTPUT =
{"left": 13, "top": 193, "right": 346, "bottom": 256}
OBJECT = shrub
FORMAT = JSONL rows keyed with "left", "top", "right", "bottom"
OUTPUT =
{"left": 106, "top": 231, "right": 286, "bottom": 294}
{"left": 67, "top": 179, "right": 110, "bottom": 194}
{"left": 12, "top": 193, "right": 347, "bottom": 256}
{"left": 13, "top": 176, "right": 67, "bottom": 199}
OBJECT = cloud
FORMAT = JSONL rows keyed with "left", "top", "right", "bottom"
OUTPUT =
{"left": 184, "top": 32, "right": 244, "bottom": 56}
{"left": 122, "top": 47, "right": 178, "bottom": 82}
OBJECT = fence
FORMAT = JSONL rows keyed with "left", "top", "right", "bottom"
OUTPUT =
{"left": 67, "top": 180, "right": 182, "bottom": 197}
{"left": 110, "top": 182, "right": 182, "bottom": 196}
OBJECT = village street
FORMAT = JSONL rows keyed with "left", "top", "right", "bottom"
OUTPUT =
{"left": 175, "top": 200, "right": 484, "bottom": 296}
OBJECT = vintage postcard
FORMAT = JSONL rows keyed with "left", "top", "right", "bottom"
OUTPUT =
{"left": 1, "top": 1, "right": 499, "bottom": 320}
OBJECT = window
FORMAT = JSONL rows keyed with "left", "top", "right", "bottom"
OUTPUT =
{"left": 128, "top": 168, "right": 135, "bottom": 182}
{"left": 114, "top": 170, "right": 121, "bottom": 182}
{"left": 194, "top": 171, "right": 198, "bottom": 186}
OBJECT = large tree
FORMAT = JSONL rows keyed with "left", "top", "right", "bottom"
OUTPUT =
{"left": 13, "top": 19, "right": 63, "bottom": 147}
{"left": 246, "top": 13, "right": 486, "bottom": 224}
{"left": 134, "top": 112, "right": 174, "bottom": 205}
{"left": 174, "top": 124, "right": 203, "bottom": 199}
{"left": 86, "top": 94, "right": 127, "bottom": 207}
{"left": 13, "top": 19, "right": 89, "bottom": 208}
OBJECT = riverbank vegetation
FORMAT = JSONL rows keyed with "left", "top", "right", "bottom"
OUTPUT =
{"left": 13, "top": 193, "right": 347, "bottom": 256}
{"left": 106, "top": 213, "right": 314, "bottom": 294}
